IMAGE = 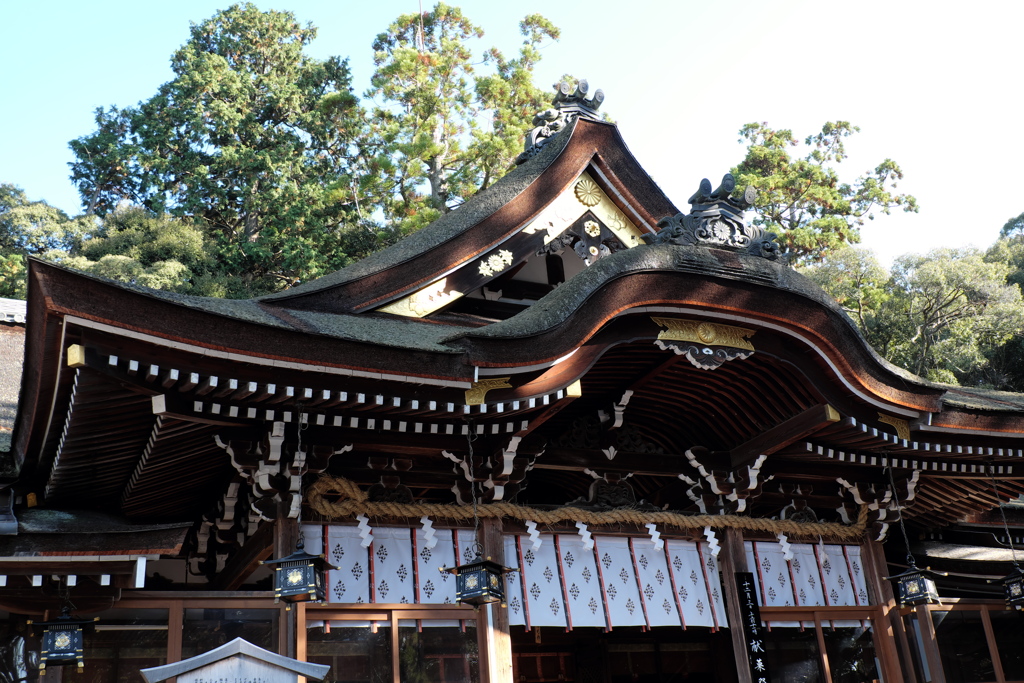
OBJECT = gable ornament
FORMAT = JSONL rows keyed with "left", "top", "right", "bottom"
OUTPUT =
{"left": 648, "top": 173, "right": 781, "bottom": 261}
{"left": 516, "top": 80, "right": 605, "bottom": 165}
{"left": 652, "top": 317, "right": 755, "bottom": 370}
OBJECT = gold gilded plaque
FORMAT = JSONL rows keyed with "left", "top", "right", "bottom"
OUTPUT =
{"left": 651, "top": 318, "right": 755, "bottom": 351}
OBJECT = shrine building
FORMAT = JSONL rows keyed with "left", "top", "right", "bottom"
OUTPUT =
{"left": 4, "top": 81, "right": 1024, "bottom": 683}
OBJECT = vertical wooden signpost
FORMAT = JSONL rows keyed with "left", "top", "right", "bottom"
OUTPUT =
{"left": 735, "top": 572, "right": 771, "bottom": 683}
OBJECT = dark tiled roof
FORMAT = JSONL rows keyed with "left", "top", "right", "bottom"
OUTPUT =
{"left": 0, "top": 298, "right": 26, "bottom": 324}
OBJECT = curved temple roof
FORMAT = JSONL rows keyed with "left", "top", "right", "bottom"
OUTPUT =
{"left": 9, "top": 95, "right": 1024, "bottom": 564}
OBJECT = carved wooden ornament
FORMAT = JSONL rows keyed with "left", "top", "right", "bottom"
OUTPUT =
{"left": 652, "top": 318, "right": 755, "bottom": 351}
{"left": 465, "top": 377, "right": 512, "bottom": 406}
{"left": 878, "top": 413, "right": 911, "bottom": 440}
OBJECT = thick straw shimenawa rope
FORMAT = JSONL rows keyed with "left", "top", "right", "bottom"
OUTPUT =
{"left": 307, "top": 475, "right": 869, "bottom": 542}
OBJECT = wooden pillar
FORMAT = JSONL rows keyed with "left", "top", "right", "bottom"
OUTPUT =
{"left": 274, "top": 505, "right": 299, "bottom": 559}
{"left": 862, "top": 534, "right": 913, "bottom": 683}
{"left": 276, "top": 504, "right": 299, "bottom": 658}
{"left": 718, "top": 527, "right": 753, "bottom": 683}
{"left": 481, "top": 517, "right": 513, "bottom": 683}
{"left": 915, "top": 605, "right": 945, "bottom": 683}
{"left": 167, "top": 600, "right": 184, "bottom": 663}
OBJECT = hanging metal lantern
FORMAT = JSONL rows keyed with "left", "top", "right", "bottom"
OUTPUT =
{"left": 883, "top": 467, "right": 945, "bottom": 607}
{"left": 1003, "top": 566, "right": 1024, "bottom": 610}
{"left": 988, "top": 467, "right": 1024, "bottom": 610}
{"left": 885, "top": 560, "right": 944, "bottom": 606}
{"left": 441, "top": 546, "right": 515, "bottom": 607}
{"left": 28, "top": 607, "right": 97, "bottom": 672}
{"left": 261, "top": 540, "right": 333, "bottom": 605}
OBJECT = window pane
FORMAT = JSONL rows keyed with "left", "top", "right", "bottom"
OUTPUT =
{"left": 989, "top": 609, "right": 1024, "bottom": 681}
{"left": 307, "top": 622, "right": 393, "bottom": 683}
{"left": 182, "top": 608, "right": 278, "bottom": 658}
{"left": 764, "top": 627, "right": 823, "bottom": 683}
{"left": 931, "top": 610, "right": 996, "bottom": 683}
{"left": 81, "top": 608, "right": 168, "bottom": 683}
{"left": 823, "top": 625, "right": 881, "bottom": 683}
{"left": 399, "top": 621, "right": 478, "bottom": 683}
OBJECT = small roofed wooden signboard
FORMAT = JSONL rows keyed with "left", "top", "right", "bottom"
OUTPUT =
{"left": 140, "top": 638, "right": 329, "bottom": 683}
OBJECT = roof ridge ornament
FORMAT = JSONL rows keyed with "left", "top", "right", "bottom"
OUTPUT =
{"left": 515, "top": 79, "right": 604, "bottom": 165}
{"left": 647, "top": 174, "right": 781, "bottom": 261}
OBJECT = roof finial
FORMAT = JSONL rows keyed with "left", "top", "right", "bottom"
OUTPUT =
{"left": 515, "top": 79, "right": 604, "bottom": 165}
{"left": 646, "top": 174, "right": 781, "bottom": 261}
{"left": 550, "top": 79, "right": 604, "bottom": 120}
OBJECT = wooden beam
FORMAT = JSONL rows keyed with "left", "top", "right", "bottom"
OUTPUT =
{"left": 210, "top": 521, "right": 275, "bottom": 591}
{"left": 533, "top": 448, "right": 689, "bottom": 476}
{"left": 0, "top": 560, "right": 137, "bottom": 575}
{"left": 730, "top": 404, "right": 840, "bottom": 469}
{"left": 512, "top": 392, "right": 581, "bottom": 439}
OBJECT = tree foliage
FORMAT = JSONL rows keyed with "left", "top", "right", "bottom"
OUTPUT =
{"left": 807, "top": 246, "right": 1024, "bottom": 386}
{"left": 60, "top": 207, "right": 228, "bottom": 296}
{"left": 0, "top": 184, "right": 93, "bottom": 298}
{"left": 1001, "top": 211, "right": 1024, "bottom": 239}
{"left": 63, "top": 3, "right": 560, "bottom": 293}
{"left": 362, "top": 3, "right": 558, "bottom": 233}
{"left": 69, "top": 3, "right": 366, "bottom": 294}
{"left": 732, "top": 122, "right": 918, "bottom": 264}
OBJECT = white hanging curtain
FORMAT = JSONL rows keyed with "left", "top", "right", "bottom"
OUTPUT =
{"left": 504, "top": 535, "right": 526, "bottom": 626}
{"left": 594, "top": 536, "right": 646, "bottom": 627}
{"left": 631, "top": 537, "right": 682, "bottom": 627}
{"left": 664, "top": 539, "right": 716, "bottom": 628}
{"left": 700, "top": 542, "right": 729, "bottom": 628}
{"left": 844, "top": 545, "right": 870, "bottom": 606}
{"left": 750, "top": 541, "right": 796, "bottom": 606}
{"left": 517, "top": 533, "right": 569, "bottom": 628}
{"left": 789, "top": 543, "right": 827, "bottom": 607}
{"left": 326, "top": 525, "right": 371, "bottom": 604}
{"left": 747, "top": 540, "right": 800, "bottom": 628}
{"left": 414, "top": 526, "right": 457, "bottom": 604}
{"left": 818, "top": 543, "right": 858, "bottom": 606}
{"left": 555, "top": 534, "right": 607, "bottom": 629}
{"left": 455, "top": 529, "right": 479, "bottom": 567}
{"left": 370, "top": 527, "right": 414, "bottom": 604}
{"left": 316, "top": 525, "right": 870, "bottom": 631}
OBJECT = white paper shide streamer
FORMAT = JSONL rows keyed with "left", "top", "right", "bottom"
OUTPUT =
{"left": 576, "top": 521, "right": 593, "bottom": 549}
{"left": 356, "top": 513, "right": 374, "bottom": 548}
{"left": 420, "top": 516, "right": 437, "bottom": 549}
{"left": 525, "top": 520, "right": 542, "bottom": 550}
{"left": 645, "top": 522, "right": 663, "bottom": 550}
{"left": 704, "top": 526, "right": 720, "bottom": 557}
{"left": 777, "top": 532, "right": 793, "bottom": 560}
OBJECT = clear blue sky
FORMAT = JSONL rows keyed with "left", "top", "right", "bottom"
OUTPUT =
{"left": 2, "top": 0, "right": 1021, "bottom": 265}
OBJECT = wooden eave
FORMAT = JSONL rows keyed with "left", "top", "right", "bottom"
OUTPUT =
{"left": 258, "top": 118, "right": 679, "bottom": 314}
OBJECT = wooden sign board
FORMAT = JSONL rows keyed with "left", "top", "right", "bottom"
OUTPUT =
{"left": 140, "top": 637, "right": 329, "bottom": 683}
